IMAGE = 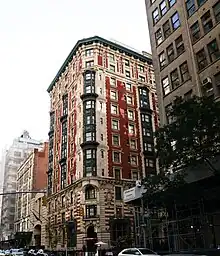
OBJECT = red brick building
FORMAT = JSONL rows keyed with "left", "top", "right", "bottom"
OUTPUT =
{"left": 46, "top": 36, "right": 159, "bottom": 250}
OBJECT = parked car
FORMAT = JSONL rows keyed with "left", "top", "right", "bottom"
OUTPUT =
{"left": 9, "top": 249, "right": 24, "bottom": 256}
{"left": 118, "top": 248, "right": 158, "bottom": 256}
{"left": 0, "top": 250, "right": 5, "bottom": 256}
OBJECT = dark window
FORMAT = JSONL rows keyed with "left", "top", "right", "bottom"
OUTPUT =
{"left": 114, "top": 168, "right": 121, "bottom": 180}
{"left": 197, "top": 0, "right": 206, "bottom": 7}
{"left": 85, "top": 205, "right": 97, "bottom": 218}
{"left": 62, "top": 95, "right": 68, "bottom": 116}
{"left": 186, "top": 0, "right": 196, "bottom": 16}
{"left": 125, "top": 71, "right": 131, "bottom": 78}
{"left": 155, "top": 29, "right": 163, "bottom": 45}
{"left": 171, "top": 12, "right": 180, "bottom": 30}
{"left": 167, "top": 43, "right": 175, "bottom": 62}
{"left": 113, "top": 152, "right": 120, "bottom": 163}
{"left": 160, "top": 1, "right": 167, "bottom": 16}
{"left": 201, "top": 11, "right": 213, "bottom": 34}
{"left": 213, "top": 1, "right": 220, "bottom": 23}
{"left": 159, "top": 51, "right": 166, "bottom": 68}
{"left": 84, "top": 149, "right": 96, "bottom": 177}
{"left": 163, "top": 20, "right": 171, "bottom": 39}
{"left": 196, "top": 49, "right": 208, "bottom": 71}
{"left": 175, "top": 35, "right": 185, "bottom": 56}
{"left": 85, "top": 61, "right": 94, "bottom": 68}
{"left": 207, "top": 39, "right": 220, "bottom": 62}
{"left": 190, "top": 21, "right": 201, "bottom": 43}
{"left": 113, "top": 134, "right": 120, "bottom": 146}
{"left": 110, "top": 65, "right": 115, "bottom": 72}
{"left": 125, "top": 59, "right": 130, "bottom": 67}
{"left": 62, "top": 212, "right": 65, "bottom": 223}
{"left": 184, "top": 90, "right": 193, "bottom": 100}
{"left": 61, "top": 164, "right": 67, "bottom": 189}
{"left": 115, "top": 186, "right": 122, "bottom": 200}
{"left": 180, "top": 62, "right": 190, "bottom": 82}
{"left": 152, "top": 8, "right": 160, "bottom": 24}
{"left": 170, "top": 69, "right": 180, "bottom": 88}
{"left": 85, "top": 186, "right": 96, "bottom": 200}
{"left": 85, "top": 49, "right": 93, "bottom": 57}
{"left": 61, "top": 196, "right": 65, "bottom": 207}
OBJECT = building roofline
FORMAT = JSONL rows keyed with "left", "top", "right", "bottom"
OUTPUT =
{"left": 47, "top": 36, "right": 152, "bottom": 93}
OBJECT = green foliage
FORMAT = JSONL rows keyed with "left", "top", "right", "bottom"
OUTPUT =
{"left": 142, "top": 96, "right": 220, "bottom": 207}
{"left": 156, "top": 96, "right": 220, "bottom": 172}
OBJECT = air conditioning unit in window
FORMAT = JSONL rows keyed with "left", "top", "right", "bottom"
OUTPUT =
{"left": 202, "top": 77, "right": 212, "bottom": 86}
{"left": 136, "top": 180, "right": 142, "bottom": 188}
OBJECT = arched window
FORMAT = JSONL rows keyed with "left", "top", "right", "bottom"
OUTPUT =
{"left": 85, "top": 185, "right": 96, "bottom": 200}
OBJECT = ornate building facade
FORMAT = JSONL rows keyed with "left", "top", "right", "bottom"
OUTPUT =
{"left": 46, "top": 36, "right": 158, "bottom": 250}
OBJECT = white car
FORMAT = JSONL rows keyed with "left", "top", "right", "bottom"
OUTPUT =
{"left": 0, "top": 250, "right": 5, "bottom": 256}
{"left": 118, "top": 248, "right": 158, "bottom": 256}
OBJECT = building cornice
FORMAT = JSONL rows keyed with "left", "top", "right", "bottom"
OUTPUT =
{"left": 47, "top": 36, "right": 153, "bottom": 93}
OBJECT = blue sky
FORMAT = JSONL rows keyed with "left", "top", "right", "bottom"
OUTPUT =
{"left": 0, "top": 0, "right": 151, "bottom": 149}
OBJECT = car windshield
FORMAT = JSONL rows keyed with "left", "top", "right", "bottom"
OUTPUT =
{"left": 138, "top": 249, "right": 156, "bottom": 255}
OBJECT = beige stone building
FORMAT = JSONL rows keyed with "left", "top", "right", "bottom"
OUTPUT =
{"left": 145, "top": 0, "right": 220, "bottom": 125}
{"left": 46, "top": 36, "right": 159, "bottom": 250}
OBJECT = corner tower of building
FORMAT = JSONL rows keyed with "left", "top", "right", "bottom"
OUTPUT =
{"left": 46, "top": 36, "right": 159, "bottom": 249}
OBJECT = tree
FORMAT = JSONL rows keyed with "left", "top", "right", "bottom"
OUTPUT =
{"left": 142, "top": 96, "right": 220, "bottom": 206}
{"left": 156, "top": 96, "right": 220, "bottom": 174}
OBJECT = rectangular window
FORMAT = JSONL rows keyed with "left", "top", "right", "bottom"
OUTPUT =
{"left": 126, "top": 96, "right": 133, "bottom": 105}
{"left": 197, "top": 0, "right": 206, "bottom": 7}
{"left": 85, "top": 61, "right": 94, "bottom": 68}
{"left": 141, "top": 114, "right": 150, "bottom": 122}
{"left": 128, "top": 110, "right": 134, "bottom": 120}
{"left": 86, "top": 205, "right": 97, "bottom": 218}
{"left": 167, "top": 43, "right": 175, "bottom": 63}
{"left": 180, "top": 62, "right": 190, "bottom": 82}
{"left": 110, "top": 91, "right": 117, "bottom": 100}
{"left": 113, "top": 152, "right": 120, "bottom": 163}
{"left": 111, "top": 104, "right": 118, "bottom": 115}
{"left": 125, "top": 59, "right": 130, "bottom": 67}
{"left": 144, "top": 143, "right": 153, "bottom": 152}
{"left": 175, "top": 35, "right": 185, "bottom": 56}
{"left": 196, "top": 48, "right": 208, "bottom": 71}
{"left": 114, "top": 168, "right": 121, "bottom": 180}
{"left": 130, "top": 139, "right": 136, "bottom": 149}
{"left": 112, "top": 120, "right": 119, "bottom": 130}
{"left": 163, "top": 20, "right": 171, "bottom": 39}
{"left": 110, "top": 65, "right": 115, "bottom": 72}
{"left": 162, "top": 76, "right": 171, "bottom": 95}
{"left": 201, "top": 11, "right": 213, "bottom": 34}
{"left": 85, "top": 132, "right": 95, "bottom": 142}
{"left": 85, "top": 49, "right": 93, "bottom": 57}
{"left": 139, "top": 76, "right": 145, "bottom": 82}
{"left": 132, "top": 171, "right": 138, "bottom": 181}
{"left": 145, "top": 159, "right": 155, "bottom": 167}
{"left": 85, "top": 100, "right": 95, "bottom": 109}
{"left": 213, "top": 1, "right": 220, "bottom": 23}
{"left": 130, "top": 155, "right": 137, "bottom": 166}
{"left": 207, "top": 39, "right": 220, "bottom": 62}
{"left": 126, "top": 70, "right": 131, "bottom": 78}
{"left": 160, "top": 1, "right": 167, "bottom": 16}
{"left": 155, "top": 29, "right": 163, "bottom": 45}
{"left": 186, "top": 0, "right": 196, "bottom": 16}
{"left": 168, "top": 0, "right": 176, "bottom": 7}
{"left": 143, "top": 127, "right": 151, "bottom": 137}
{"left": 171, "top": 12, "right": 180, "bottom": 30}
{"left": 128, "top": 124, "right": 135, "bottom": 134}
{"left": 113, "top": 134, "right": 120, "bottom": 146}
{"left": 109, "top": 53, "right": 115, "bottom": 62}
{"left": 153, "top": 8, "right": 160, "bottom": 24}
{"left": 170, "top": 68, "right": 180, "bottom": 89}
{"left": 190, "top": 22, "right": 201, "bottom": 43}
{"left": 110, "top": 77, "right": 116, "bottom": 87}
{"left": 115, "top": 186, "right": 122, "bottom": 200}
{"left": 138, "top": 65, "right": 144, "bottom": 72}
{"left": 126, "top": 83, "right": 132, "bottom": 91}
{"left": 159, "top": 51, "right": 166, "bottom": 69}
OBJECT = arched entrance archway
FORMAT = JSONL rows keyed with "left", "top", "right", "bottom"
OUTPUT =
{"left": 34, "top": 225, "right": 41, "bottom": 247}
{"left": 86, "top": 225, "right": 97, "bottom": 251}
